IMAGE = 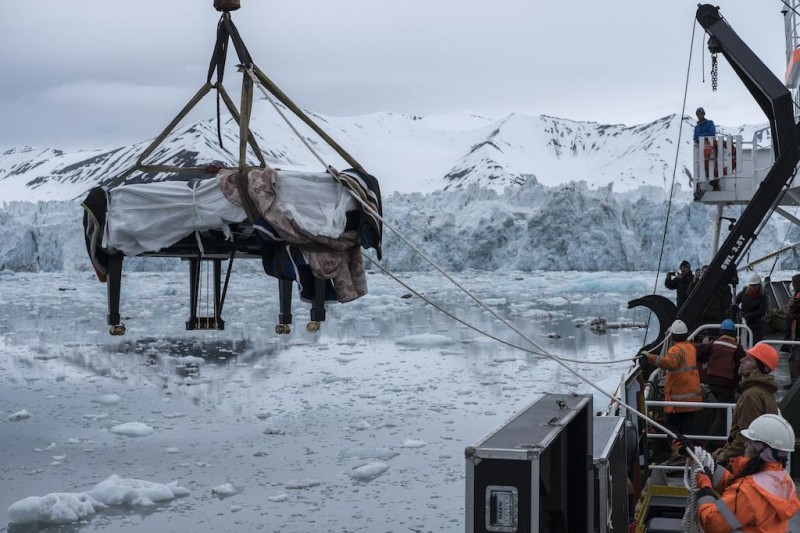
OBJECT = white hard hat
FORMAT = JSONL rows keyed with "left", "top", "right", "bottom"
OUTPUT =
{"left": 669, "top": 319, "right": 688, "bottom": 335}
{"left": 748, "top": 273, "right": 762, "bottom": 285}
{"left": 741, "top": 414, "right": 796, "bottom": 452}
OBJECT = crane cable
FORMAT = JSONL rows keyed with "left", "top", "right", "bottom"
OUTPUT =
{"left": 244, "top": 67, "right": 627, "bottom": 364}
{"left": 364, "top": 252, "right": 635, "bottom": 365}
{"left": 643, "top": 19, "right": 697, "bottom": 347}
{"left": 366, "top": 242, "right": 705, "bottom": 466}
{"left": 244, "top": 57, "right": 713, "bottom": 473}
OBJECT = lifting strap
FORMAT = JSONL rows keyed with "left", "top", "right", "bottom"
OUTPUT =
{"left": 104, "top": 6, "right": 370, "bottom": 223}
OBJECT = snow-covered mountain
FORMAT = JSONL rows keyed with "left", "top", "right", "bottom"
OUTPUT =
{"left": 0, "top": 104, "right": 735, "bottom": 203}
{"left": 3, "top": 106, "right": 795, "bottom": 274}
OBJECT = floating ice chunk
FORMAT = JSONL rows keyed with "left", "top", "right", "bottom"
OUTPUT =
{"left": 285, "top": 479, "right": 321, "bottom": 490}
{"left": 8, "top": 409, "right": 31, "bottom": 421}
{"left": 519, "top": 308, "right": 557, "bottom": 319}
{"left": 177, "top": 356, "right": 204, "bottom": 366}
{"left": 267, "top": 493, "right": 288, "bottom": 502}
{"left": 109, "top": 422, "right": 154, "bottom": 437}
{"left": 321, "top": 376, "right": 352, "bottom": 384}
{"left": 401, "top": 439, "right": 426, "bottom": 448}
{"left": 339, "top": 447, "right": 399, "bottom": 461}
{"left": 396, "top": 334, "right": 453, "bottom": 347}
{"left": 93, "top": 394, "right": 121, "bottom": 406}
{"left": 88, "top": 475, "right": 189, "bottom": 506}
{"left": 7, "top": 475, "right": 188, "bottom": 525}
{"left": 347, "top": 462, "right": 390, "bottom": 481}
{"left": 165, "top": 447, "right": 180, "bottom": 454}
{"left": 541, "top": 297, "right": 568, "bottom": 306}
{"left": 212, "top": 483, "right": 239, "bottom": 497}
{"left": 263, "top": 427, "right": 284, "bottom": 435}
{"left": 351, "top": 420, "right": 372, "bottom": 431}
{"left": 8, "top": 492, "right": 105, "bottom": 524}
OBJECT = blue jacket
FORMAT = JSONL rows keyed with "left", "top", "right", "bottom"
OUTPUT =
{"left": 694, "top": 119, "right": 716, "bottom": 142}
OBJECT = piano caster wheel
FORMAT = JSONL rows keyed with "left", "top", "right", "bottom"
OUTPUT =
{"left": 275, "top": 324, "right": 291, "bottom": 334}
{"left": 109, "top": 324, "right": 126, "bottom": 336}
{"left": 306, "top": 321, "right": 320, "bottom": 333}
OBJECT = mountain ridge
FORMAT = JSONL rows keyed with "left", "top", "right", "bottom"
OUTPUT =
{"left": 0, "top": 104, "right": 766, "bottom": 203}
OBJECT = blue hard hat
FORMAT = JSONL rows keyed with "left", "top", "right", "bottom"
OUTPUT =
{"left": 720, "top": 319, "right": 736, "bottom": 332}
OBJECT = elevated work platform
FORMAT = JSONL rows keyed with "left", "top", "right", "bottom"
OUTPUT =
{"left": 692, "top": 130, "right": 800, "bottom": 258}
{"left": 693, "top": 130, "right": 800, "bottom": 205}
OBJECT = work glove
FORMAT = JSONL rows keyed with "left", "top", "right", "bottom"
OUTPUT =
{"left": 694, "top": 470, "right": 716, "bottom": 500}
{"left": 635, "top": 352, "right": 650, "bottom": 367}
{"left": 696, "top": 471, "right": 712, "bottom": 488}
{"left": 674, "top": 434, "right": 693, "bottom": 457}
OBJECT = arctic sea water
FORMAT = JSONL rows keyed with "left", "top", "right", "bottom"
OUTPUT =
{"left": 0, "top": 269, "right": 734, "bottom": 531}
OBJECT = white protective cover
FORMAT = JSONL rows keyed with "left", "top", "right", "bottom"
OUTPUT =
{"left": 102, "top": 171, "right": 356, "bottom": 256}
{"left": 103, "top": 179, "right": 246, "bottom": 256}
{"left": 274, "top": 170, "right": 357, "bottom": 238}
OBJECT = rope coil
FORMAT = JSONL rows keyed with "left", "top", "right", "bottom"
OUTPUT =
{"left": 681, "top": 446, "right": 715, "bottom": 533}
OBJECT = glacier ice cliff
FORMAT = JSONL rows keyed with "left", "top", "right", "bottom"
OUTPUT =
{"left": 3, "top": 179, "right": 800, "bottom": 274}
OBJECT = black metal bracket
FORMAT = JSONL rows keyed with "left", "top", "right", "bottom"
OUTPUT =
{"left": 186, "top": 256, "right": 226, "bottom": 331}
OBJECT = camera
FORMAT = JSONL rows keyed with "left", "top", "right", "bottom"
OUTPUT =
{"left": 668, "top": 271, "right": 676, "bottom": 276}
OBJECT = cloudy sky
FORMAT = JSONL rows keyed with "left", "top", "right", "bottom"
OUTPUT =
{"left": 0, "top": 0, "right": 790, "bottom": 151}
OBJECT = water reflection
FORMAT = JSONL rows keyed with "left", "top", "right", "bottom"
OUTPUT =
{"left": 0, "top": 270, "right": 658, "bottom": 532}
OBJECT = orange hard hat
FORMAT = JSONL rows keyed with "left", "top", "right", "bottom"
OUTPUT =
{"left": 746, "top": 344, "right": 778, "bottom": 372}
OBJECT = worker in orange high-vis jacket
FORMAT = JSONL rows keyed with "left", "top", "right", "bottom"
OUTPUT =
{"left": 640, "top": 320, "right": 703, "bottom": 449}
{"left": 694, "top": 414, "right": 800, "bottom": 532}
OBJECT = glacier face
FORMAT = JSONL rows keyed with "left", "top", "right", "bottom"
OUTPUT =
{"left": 1, "top": 107, "right": 795, "bottom": 274}
{"left": 4, "top": 181, "right": 800, "bottom": 274}
{"left": 382, "top": 180, "right": 800, "bottom": 272}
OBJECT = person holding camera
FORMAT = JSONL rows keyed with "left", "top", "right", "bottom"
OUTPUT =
{"left": 736, "top": 274, "right": 768, "bottom": 344}
{"left": 665, "top": 260, "right": 694, "bottom": 308}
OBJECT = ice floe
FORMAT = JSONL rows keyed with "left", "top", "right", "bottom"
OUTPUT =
{"left": 7, "top": 475, "right": 189, "bottom": 525}
{"left": 347, "top": 462, "right": 390, "bottom": 481}
{"left": 108, "top": 422, "right": 154, "bottom": 437}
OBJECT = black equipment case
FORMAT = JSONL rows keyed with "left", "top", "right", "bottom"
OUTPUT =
{"left": 592, "top": 416, "right": 629, "bottom": 533}
{"left": 464, "top": 393, "right": 594, "bottom": 533}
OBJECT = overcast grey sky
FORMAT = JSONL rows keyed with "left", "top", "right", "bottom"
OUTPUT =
{"left": 0, "top": 1, "right": 789, "bottom": 151}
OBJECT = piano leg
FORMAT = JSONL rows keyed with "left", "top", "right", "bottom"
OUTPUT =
{"left": 213, "top": 259, "right": 225, "bottom": 330}
{"left": 277, "top": 278, "right": 293, "bottom": 334}
{"left": 186, "top": 257, "right": 201, "bottom": 330}
{"left": 307, "top": 277, "right": 327, "bottom": 332}
{"left": 107, "top": 253, "right": 126, "bottom": 335}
